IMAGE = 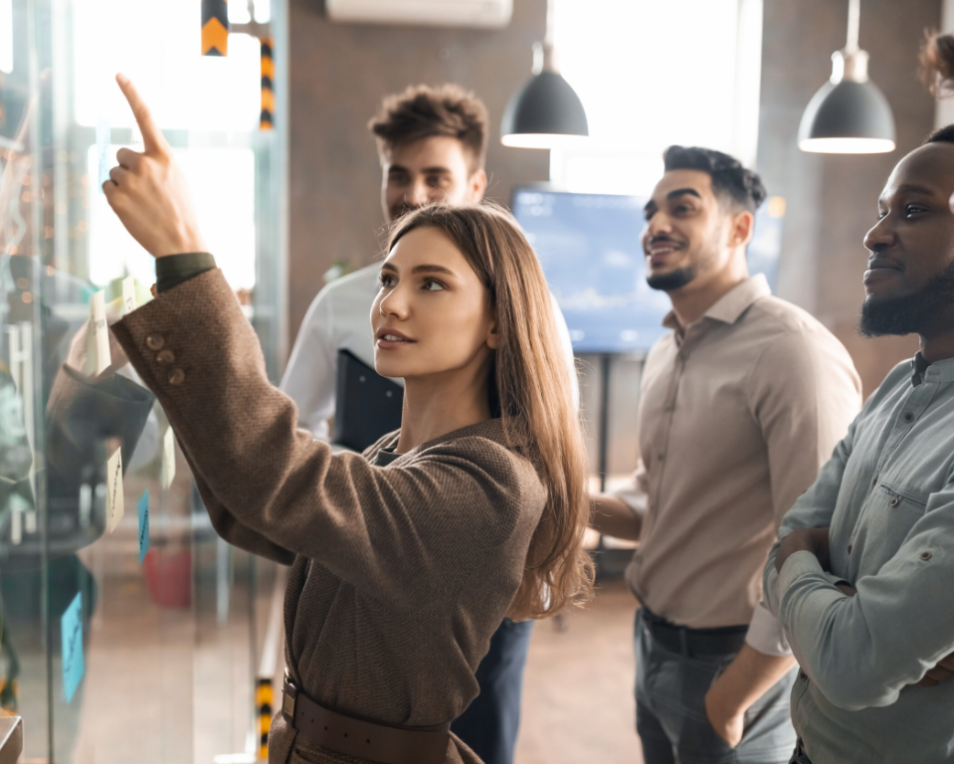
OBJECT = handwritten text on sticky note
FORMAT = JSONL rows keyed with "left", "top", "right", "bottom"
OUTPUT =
{"left": 122, "top": 276, "right": 137, "bottom": 316}
{"left": 106, "top": 446, "right": 124, "bottom": 533}
{"left": 61, "top": 592, "right": 84, "bottom": 703}
{"left": 89, "top": 290, "right": 110, "bottom": 376}
{"left": 138, "top": 489, "right": 150, "bottom": 564}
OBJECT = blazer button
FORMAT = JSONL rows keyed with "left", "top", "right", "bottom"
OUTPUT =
{"left": 156, "top": 349, "right": 175, "bottom": 365}
{"left": 146, "top": 334, "right": 165, "bottom": 351}
{"left": 168, "top": 368, "right": 185, "bottom": 386}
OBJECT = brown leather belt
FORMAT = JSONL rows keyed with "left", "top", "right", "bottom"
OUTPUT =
{"left": 282, "top": 676, "right": 450, "bottom": 764}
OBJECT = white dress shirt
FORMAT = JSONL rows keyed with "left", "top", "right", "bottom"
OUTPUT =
{"left": 281, "top": 263, "right": 580, "bottom": 440}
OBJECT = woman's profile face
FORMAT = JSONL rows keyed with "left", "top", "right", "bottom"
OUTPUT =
{"left": 371, "top": 226, "right": 497, "bottom": 381}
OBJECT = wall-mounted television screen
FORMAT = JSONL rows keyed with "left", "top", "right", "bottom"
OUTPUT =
{"left": 512, "top": 188, "right": 784, "bottom": 354}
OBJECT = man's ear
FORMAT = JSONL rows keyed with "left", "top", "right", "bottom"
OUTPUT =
{"left": 471, "top": 169, "right": 488, "bottom": 203}
{"left": 730, "top": 210, "right": 755, "bottom": 248}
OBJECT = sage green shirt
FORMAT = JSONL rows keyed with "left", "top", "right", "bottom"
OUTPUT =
{"left": 764, "top": 355, "right": 954, "bottom": 763}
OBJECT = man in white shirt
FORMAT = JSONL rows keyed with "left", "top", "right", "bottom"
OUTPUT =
{"left": 281, "top": 84, "right": 577, "bottom": 764}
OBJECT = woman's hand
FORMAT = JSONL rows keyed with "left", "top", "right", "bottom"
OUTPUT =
{"left": 103, "top": 74, "right": 207, "bottom": 258}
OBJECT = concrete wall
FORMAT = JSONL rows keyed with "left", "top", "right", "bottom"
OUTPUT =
{"left": 758, "top": 0, "right": 942, "bottom": 396}
{"left": 286, "top": 0, "right": 550, "bottom": 342}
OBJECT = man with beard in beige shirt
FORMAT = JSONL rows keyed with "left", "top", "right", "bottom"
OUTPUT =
{"left": 591, "top": 146, "right": 861, "bottom": 764}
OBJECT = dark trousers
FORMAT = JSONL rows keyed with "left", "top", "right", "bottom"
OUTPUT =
{"left": 451, "top": 618, "right": 534, "bottom": 764}
{"left": 635, "top": 609, "right": 797, "bottom": 764}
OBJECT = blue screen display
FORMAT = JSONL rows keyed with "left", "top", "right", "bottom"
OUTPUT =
{"left": 513, "top": 188, "right": 784, "bottom": 354}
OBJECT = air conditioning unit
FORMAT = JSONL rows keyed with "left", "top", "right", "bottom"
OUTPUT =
{"left": 326, "top": 0, "right": 513, "bottom": 29}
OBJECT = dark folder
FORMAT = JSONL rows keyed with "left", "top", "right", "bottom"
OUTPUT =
{"left": 333, "top": 349, "right": 403, "bottom": 452}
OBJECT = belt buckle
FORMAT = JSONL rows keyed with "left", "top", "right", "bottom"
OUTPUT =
{"left": 282, "top": 677, "right": 297, "bottom": 722}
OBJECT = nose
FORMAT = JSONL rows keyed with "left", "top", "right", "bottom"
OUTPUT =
{"left": 863, "top": 215, "right": 896, "bottom": 253}
{"left": 406, "top": 179, "right": 431, "bottom": 208}
{"left": 378, "top": 279, "right": 410, "bottom": 320}
{"left": 643, "top": 212, "right": 672, "bottom": 248}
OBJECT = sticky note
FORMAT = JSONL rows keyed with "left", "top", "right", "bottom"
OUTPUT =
{"left": 105, "top": 446, "right": 123, "bottom": 533}
{"left": 137, "top": 489, "right": 150, "bottom": 564}
{"left": 122, "top": 276, "right": 137, "bottom": 315}
{"left": 160, "top": 426, "right": 176, "bottom": 490}
{"left": 89, "top": 290, "right": 110, "bottom": 376}
{"left": 96, "top": 117, "right": 111, "bottom": 193}
{"left": 61, "top": 592, "right": 84, "bottom": 703}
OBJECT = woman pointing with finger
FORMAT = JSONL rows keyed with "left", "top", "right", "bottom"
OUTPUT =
{"left": 102, "top": 74, "right": 592, "bottom": 764}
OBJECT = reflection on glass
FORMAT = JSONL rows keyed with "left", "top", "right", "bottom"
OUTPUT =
{"left": 0, "top": 0, "right": 285, "bottom": 761}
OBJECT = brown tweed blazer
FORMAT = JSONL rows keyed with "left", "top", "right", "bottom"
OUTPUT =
{"left": 111, "top": 269, "right": 547, "bottom": 764}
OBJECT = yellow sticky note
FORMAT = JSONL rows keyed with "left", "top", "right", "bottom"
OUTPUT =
{"left": 106, "top": 446, "right": 124, "bottom": 533}
{"left": 122, "top": 276, "right": 137, "bottom": 315}
{"left": 90, "top": 290, "right": 110, "bottom": 376}
{"left": 160, "top": 426, "right": 176, "bottom": 490}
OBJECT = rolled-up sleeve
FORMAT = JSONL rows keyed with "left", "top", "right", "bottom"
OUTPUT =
{"left": 774, "top": 489, "right": 954, "bottom": 710}
{"left": 613, "top": 457, "right": 649, "bottom": 523}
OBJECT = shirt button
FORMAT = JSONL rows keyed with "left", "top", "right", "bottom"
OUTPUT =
{"left": 889, "top": 497, "right": 900, "bottom": 507}
{"left": 847, "top": 544, "right": 853, "bottom": 554}
{"left": 146, "top": 334, "right": 165, "bottom": 351}
{"left": 657, "top": 453, "right": 665, "bottom": 462}
{"left": 903, "top": 412, "right": 914, "bottom": 423}
{"left": 920, "top": 551, "right": 933, "bottom": 561}
{"left": 156, "top": 349, "right": 175, "bottom": 365}
{"left": 871, "top": 476, "right": 878, "bottom": 487}
{"left": 168, "top": 368, "right": 185, "bottom": 386}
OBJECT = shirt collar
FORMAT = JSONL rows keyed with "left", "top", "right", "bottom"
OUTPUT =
{"left": 911, "top": 352, "right": 931, "bottom": 387}
{"left": 662, "top": 274, "right": 772, "bottom": 332}
{"left": 911, "top": 353, "right": 954, "bottom": 385}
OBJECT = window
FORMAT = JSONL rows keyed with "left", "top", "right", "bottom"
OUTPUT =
{"left": 551, "top": 0, "right": 763, "bottom": 194}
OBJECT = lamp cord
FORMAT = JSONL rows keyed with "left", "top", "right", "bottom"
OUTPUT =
{"left": 845, "top": 0, "right": 860, "bottom": 53}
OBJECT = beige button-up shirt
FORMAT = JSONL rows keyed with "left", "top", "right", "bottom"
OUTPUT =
{"left": 615, "top": 275, "right": 861, "bottom": 654}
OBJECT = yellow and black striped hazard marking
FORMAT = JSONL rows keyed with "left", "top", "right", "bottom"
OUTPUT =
{"left": 260, "top": 38, "right": 275, "bottom": 130}
{"left": 256, "top": 678, "right": 273, "bottom": 759}
{"left": 201, "top": 0, "right": 229, "bottom": 57}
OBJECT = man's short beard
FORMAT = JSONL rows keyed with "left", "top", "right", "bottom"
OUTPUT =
{"left": 860, "top": 260, "right": 954, "bottom": 337}
{"left": 647, "top": 266, "right": 697, "bottom": 293}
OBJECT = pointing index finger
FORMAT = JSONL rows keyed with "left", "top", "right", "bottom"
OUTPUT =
{"left": 115, "top": 73, "right": 167, "bottom": 155}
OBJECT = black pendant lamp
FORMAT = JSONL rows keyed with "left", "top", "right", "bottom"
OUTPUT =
{"left": 500, "top": 0, "right": 588, "bottom": 149}
{"left": 799, "top": 0, "right": 895, "bottom": 154}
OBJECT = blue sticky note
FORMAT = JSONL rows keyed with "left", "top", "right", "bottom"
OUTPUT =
{"left": 96, "top": 117, "right": 111, "bottom": 193}
{"left": 137, "top": 489, "right": 150, "bottom": 564}
{"left": 61, "top": 592, "right": 84, "bottom": 703}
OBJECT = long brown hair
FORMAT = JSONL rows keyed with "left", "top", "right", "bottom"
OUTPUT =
{"left": 388, "top": 203, "right": 594, "bottom": 619}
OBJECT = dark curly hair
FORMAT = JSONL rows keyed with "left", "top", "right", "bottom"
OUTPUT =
{"left": 369, "top": 84, "right": 489, "bottom": 173}
{"left": 663, "top": 145, "right": 767, "bottom": 213}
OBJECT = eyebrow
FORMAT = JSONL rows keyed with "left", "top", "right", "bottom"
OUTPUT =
{"left": 380, "top": 262, "right": 456, "bottom": 276}
{"left": 879, "top": 183, "right": 938, "bottom": 205}
{"left": 644, "top": 188, "right": 702, "bottom": 214}
{"left": 387, "top": 165, "right": 452, "bottom": 175}
{"left": 895, "top": 183, "right": 935, "bottom": 196}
